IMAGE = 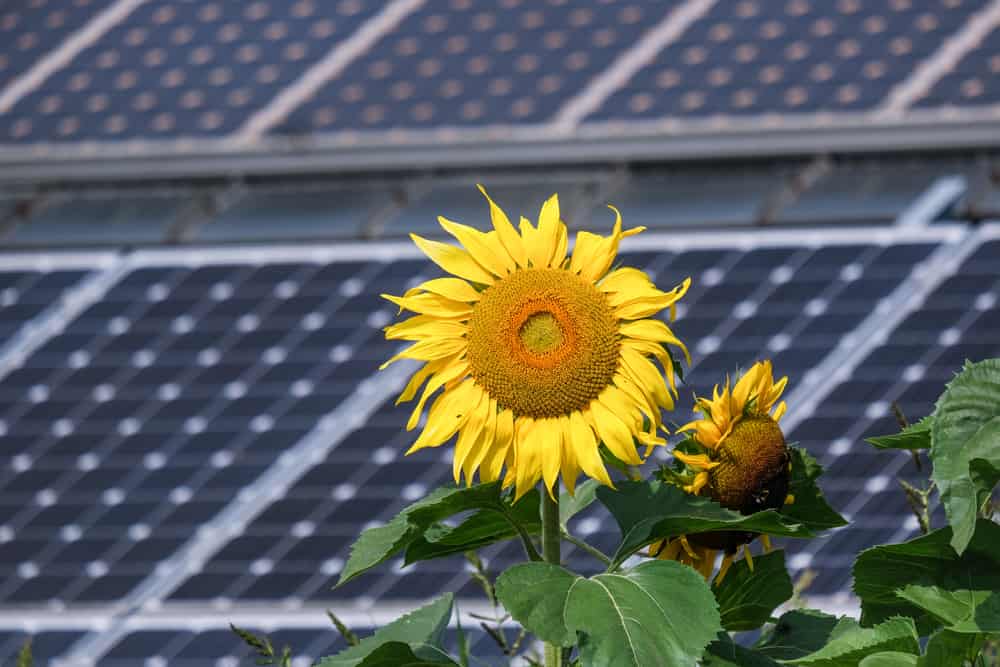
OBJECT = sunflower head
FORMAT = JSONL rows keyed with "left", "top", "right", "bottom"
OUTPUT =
{"left": 652, "top": 360, "right": 793, "bottom": 582}
{"left": 381, "top": 185, "right": 691, "bottom": 499}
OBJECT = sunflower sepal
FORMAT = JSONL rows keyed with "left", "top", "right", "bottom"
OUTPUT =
{"left": 596, "top": 479, "right": 813, "bottom": 569}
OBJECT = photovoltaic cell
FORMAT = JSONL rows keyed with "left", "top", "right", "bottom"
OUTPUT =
{"left": 276, "top": 1, "right": 682, "bottom": 133}
{"left": 585, "top": 0, "right": 987, "bottom": 121}
{"left": 1, "top": 0, "right": 379, "bottom": 143}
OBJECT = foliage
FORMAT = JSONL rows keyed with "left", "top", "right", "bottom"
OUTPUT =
{"left": 220, "top": 355, "right": 1000, "bottom": 667}
{"left": 712, "top": 550, "right": 793, "bottom": 632}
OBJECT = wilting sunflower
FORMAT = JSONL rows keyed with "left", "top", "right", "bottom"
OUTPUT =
{"left": 381, "top": 185, "right": 690, "bottom": 499}
{"left": 651, "top": 360, "right": 792, "bottom": 582}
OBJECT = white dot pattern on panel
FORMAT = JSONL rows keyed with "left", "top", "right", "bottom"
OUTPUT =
{"left": 3, "top": 0, "right": 381, "bottom": 142}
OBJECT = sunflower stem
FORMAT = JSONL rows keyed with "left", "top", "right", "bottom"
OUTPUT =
{"left": 498, "top": 504, "right": 542, "bottom": 562}
{"left": 560, "top": 529, "right": 611, "bottom": 566}
{"left": 541, "top": 489, "right": 562, "bottom": 667}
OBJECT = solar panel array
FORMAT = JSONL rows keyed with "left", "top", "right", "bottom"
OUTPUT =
{"left": 0, "top": 216, "right": 995, "bottom": 664}
{"left": 0, "top": 0, "right": 997, "bottom": 148}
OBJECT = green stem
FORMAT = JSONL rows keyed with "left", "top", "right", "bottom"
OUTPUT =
{"left": 561, "top": 529, "right": 611, "bottom": 566}
{"left": 541, "top": 489, "right": 562, "bottom": 667}
{"left": 497, "top": 505, "right": 542, "bottom": 562}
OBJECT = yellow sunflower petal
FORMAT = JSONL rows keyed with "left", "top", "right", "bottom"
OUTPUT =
{"left": 407, "top": 379, "right": 477, "bottom": 453}
{"left": 673, "top": 451, "right": 719, "bottom": 470}
{"left": 480, "top": 408, "right": 514, "bottom": 483}
{"left": 407, "top": 359, "right": 469, "bottom": 430}
{"left": 382, "top": 292, "right": 472, "bottom": 319}
{"left": 438, "top": 216, "right": 514, "bottom": 277}
{"left": 589, "top": 400, "right": 642, "bottom": 465}
{"left": 569, "top": 411, "right": 613, "bottom": 488}
{"left": 478, "top": 184, "right": 528, "bottom": 268}
{"left": 453, "top": 388, "right": 489, "bottom": 483}
{"left": 410, "top": 233, "right": 495, "bottom": 285}
{"left": 536, "top": 193, "right": 562, "bottom": 268}
{"left": 538, "top": 417, "right": 563, "bottom": 499}
{"left": 559, "top": 416, "right": 581, "bottom": 495}
{"left": 404, "top": 277, "right": 482, "bottom": 303}
{"left": 384, "top": 316, "right": 467, "bottom": 341}
{"left": 513, "top": 417, "right": 544, "bottom": 500}
{"left": 619, "top": 320, "right": 690, "bottom": 364}
{"left": 379, "top": 336, "right": 466, "bottom": 369}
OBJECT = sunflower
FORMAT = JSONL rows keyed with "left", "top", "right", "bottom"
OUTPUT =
{"left": 651, "top": 360, "right": 792, "bottom": 583}
{"left": 381, "top": 185, "right": 690, "bottom": 499}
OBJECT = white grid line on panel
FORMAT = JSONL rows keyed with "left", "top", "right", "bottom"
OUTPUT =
{"left": 880, "top": 0, "right": 1000, "bottom": 115}
{"left": 0, "top": 0, "right": 149, "bottom": 115}
{"left": 0, "top": 254, "right": 128, "bottom": 384}
{"left": 61, "top": 357, "right": 420, "bottom": 665}
{"left": 234, "top": 0, "right": 426, "bottom": 142}
{"left": 550, "top": 0, "right": 718, "bottom": 132}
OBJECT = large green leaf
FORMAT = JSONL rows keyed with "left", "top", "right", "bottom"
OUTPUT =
{"left": 316, "top": 594, "right": 453, "bottom": 667}
{"left": 780, "top": 447, "right": 849, "bottom": 531}
{"left": 785, "top": 617, "right": 920, "bottom": 667}
{"left": 494, "top": 562, "right": 576, "bottom": 646}
{"left": 403, "top": 489, "right": 540, "bottom": 563}
{"left": 866, "top": 416, "right": 933, "bottom": 451}
{"left": 566, "top": 560, "right": 721, "bottom": 667}
{"left": 920, "top": 630, "right": 988, "bottom": 667}
{"left": 930, "top": 359, "right": 1000, "bottom": 554}
{"left": 338, "top": 483, "right": 532, "bottom": 586}
{"left": 755, "top": 609, "right": 840, "bottom": 661}
{"left": 859, "top": 652, "right": 919, "bottom": 667}
{"left": 596, "top": 480, "right": 812, "bottom": 567}
{"left": 897, "top": 586, "right": 1000, "bottom": 634}
{"left": 853, "top": 520, "right": 1000, "bottom": 634}
{"left": 713, "top": 550, "right": 793, "bottom": 632}
{"left": 354, "top": 642, "right": 459, "bottom": 667}
{"left": 703, "top": 633, "right": 781, "bottom": 666}
{"left": 496, "top": 560, "right": 721, "bottom": 667}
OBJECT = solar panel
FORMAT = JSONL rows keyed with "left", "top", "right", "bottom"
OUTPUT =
{"left": 276, "top": 1, "right": 682, "bottom": 133}
{"left": 1, "top": 0, "right": 380, "bottom": 143}
{"left": 585, "top": 0, "right": 987, "bottom": 121}
{"left": 0, "top": 220, "right": 994, "bottom": 664}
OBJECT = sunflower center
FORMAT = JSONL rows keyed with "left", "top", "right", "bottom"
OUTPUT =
{"left": 708, "top": 416, "right": 790, "bottom": 514}
{"left": 467, "top": 268, "right": 620, "bottom": 418}
{"left": 519, "top": 312, "right": 564, "bottom": 355}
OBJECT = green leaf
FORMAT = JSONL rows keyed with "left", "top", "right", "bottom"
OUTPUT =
{"left": 786, "top": 616, "right": 920, "bottom": 666}
{"left": 781, "top": 447, "right": 849, "bottom": 531}
{"left": 930, "top": 358, "right": 1000, "bottom": 554}
{"left": 713, "top": 550, "right": 793, "bottom": 632}
{"left": 16, "top": 639, "right": 31, "bottom": 667}
{"left": 859, "top": 652, "right": 919, "bottom": 667}
{"left": 316, "top": 594, "right": 453, "bottom": 667}
{"left": 897, "top": 586, "right": 1000, "bottom": 634}
{"left": 338, "top": 483, "right": 526, "bottom": 586}
{"left": 497, "top": 560, "right": 720, "bottom": 666}
{"left": 920, "top": 630, "right": 987, "bottom": 667}
{"left": 354, "top": 643, "right": 459, "bottom": 667}
{"left": 596, "top": 480, "right": 812, "bottom": 567}
{"left": 867, "top": 416, "right": 933, "bottom": 450}
{"left": 403, "top": 489, "right": 540, "bottom": 564}
{"left": 853, "top": 520, "right": 1000, "bottom": 634}
{"left": 566, "top": 560, "right": 721, "bottom": 667}
{"left": 560, "top": 479, "right": 600, "bottom": 527}
{"left": 754, "top": 609, "right": 841, "bottom": 661}
{"left": 494, "top": 562, "right": 577, "bottom": 646}
{"left": 703, "top": 633, "right": 781, "bottom": 666}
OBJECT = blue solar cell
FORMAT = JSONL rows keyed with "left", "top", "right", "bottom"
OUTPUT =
{"left": 276, "top": 1, "right": 681, "bottom": 133}
{"left": 1, "top": 0, "right": 380, "bottom": 143}
{"left": 587, "top": 0, "right": 989, "bottom": 122}
{"left": 915, "top": 25, "right": 1000, "bottom": 108}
